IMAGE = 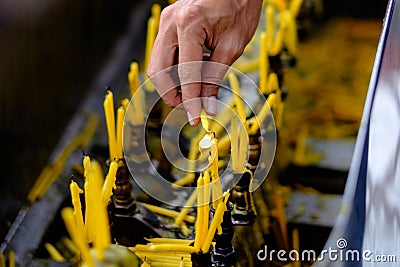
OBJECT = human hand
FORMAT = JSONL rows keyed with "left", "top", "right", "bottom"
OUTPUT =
{"left": 147, "top": 0, "right": 262, "bottom": 126}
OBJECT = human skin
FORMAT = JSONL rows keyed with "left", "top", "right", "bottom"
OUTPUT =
{"left": 147, "top": 0, "right": 262, "bottom": 126}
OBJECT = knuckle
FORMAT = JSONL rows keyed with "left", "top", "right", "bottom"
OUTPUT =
{"left": 175, "top": 5, "right": 201, "bottom": 28}
{"left": 160, "top": 5, "right": 174, "bottom": 24}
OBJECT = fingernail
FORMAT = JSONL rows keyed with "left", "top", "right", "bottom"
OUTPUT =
{"left": 206, "top": 96, "right": 217, "bottom": 115}
{"left": 201, "top": 97, "right": 208, "bottom": 111}
{"left": 187, "top": 111, "right": 195, "bottom": 126}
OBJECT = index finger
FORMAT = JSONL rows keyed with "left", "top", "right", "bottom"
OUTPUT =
{"left": 176, "top": 5, "right": 207, "bottom": 126}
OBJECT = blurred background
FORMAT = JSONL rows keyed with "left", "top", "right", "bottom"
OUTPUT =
{"left": 0, "top": 0, "right": 388, "bottom": 246}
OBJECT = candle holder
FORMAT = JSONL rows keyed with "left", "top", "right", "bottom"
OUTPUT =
{"left": 230, "top": 171, "right": 256, "bottom": 226}
{"left": 191, "top": 251, "right": 211, "bottom": 267}
{"left": 211, "top": 202, "right": 236, "bottom": 267}
{"left": 108, "top": 160, "right": 164, "bottom": 246}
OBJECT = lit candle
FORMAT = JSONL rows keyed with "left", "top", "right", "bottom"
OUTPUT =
{"left": 194, "top": 175, "right": 204, "bottom": 251}
{"left": 70, "top": 181, "right": 86, "bottom": 244}
{"left": 144, "top": 17, "right": 157, "bottom": 91}
{"left": 104, "top": 91, "right": 117, "bottom": 160}
{"left": 61, "top": 208, "right": 95, "bottom": 267}
{"left": 228, "top": 72, "right": 246, "bottom": 122}
{"left": 102, "top": 161, "right": 118, "bottom": 206}
{"left": 230, "top": 117, "right": 239, "bottom": 172}
{"left": 116, "top": 106, "right": 125, "bottom": 160}
{"left": 259, "top": 32, "right": 269, "bottom": 94}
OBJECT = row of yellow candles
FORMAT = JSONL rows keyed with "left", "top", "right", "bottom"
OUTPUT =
{"left": 64, "top": 155, "right": 118, "bottom": 265}
{"left": 234, "top": 0, "right": 303, "bottom": 73}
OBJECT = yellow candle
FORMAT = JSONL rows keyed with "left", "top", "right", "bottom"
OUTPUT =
{"left": 283, "top": 10, "right": 298, "bottom": 56}
{"left": 142, "top": 203, "right": 195, "bottom": 224}
{"left": 91, "top": 166, "right": 111, "bottom": 260}
{"left": 116, "top": 106, "right": 125, "bottom": 159}
{"left": 270, "top": 16, "right": 285, "bottom": 56}
{"left": 179, "top": 257, "right": 185, "bottom": 267}
{"left": 134, "top": 244, "right": 196, "bottom": 253}
{"left": 151, "top": 4, "right": 161, "bottom": 31}
{"left": 230, "top": 117, "right": 239, "bottom": 172}
{"left": 83, "top": 156, "right": 91, "bottom": 181}
{"left": 232, "top": 58, "right": 259, "bottom": 73}
{"left": 45, "top": 243, "right": 65, "bottom": 262}
{"left": 259, "top": 32, "right": 269, "bottom": 94}
{"left": 144, "top": 17, "right": 157, "bottom": 91}
{"left": 104, "top": 91, "right": 117, "bottom": 160}
{"left": 102, "top": 161, "right": 118, "bottom": 206}
{"left": 250, "top": 93, "right": 276, "bottom": 133}
{"left": 275, "top": 102, "right": 285, "bottom": 130}
{"left": 61, "top": 208, "right": 95, "bottom": 267}
{"left": 146, "top": 238, "right": 193, "bottom": 245}
{"left": 200, "top": 110, "right": 210, "bottom": 132}
{"left": 61, "top": 237, "right": 80, "bottom": 256}
{"left": 84, "top": 178, "right": 95, "bottom": 244}
{"left": 292, "top": 228, "right": 301, "bottom": 267}
{"left": 267, "top": 72, "right": 279, "bottom": 94}
{"left": 202, "top": 171, "right": 211, "bottom": 245}
{"left": 238, "top": 123, "right": 249, "bottom": 172}
{"left": 140, "top": 261, "right": 151, "bottom": 267}
{"left": 266, "top": 5, "right": 275, "bottom": 50}
{"left": 194, "top": 176, "right": 204, "bottom": 251}
{"left": 228, "top": 73, "right": 246, "bottom": 122}
{"left": 210, "top": 137, "right": 223, "bottom": 209}
{"left": 128, "top": 62, "right": 145, "bottom": 125}
{"left": 0, "top": 252, "right": 5, "bottom": 267}
{"left": 201, "top": 199, "right": 226, "bottom": 252}
{"left": 70, "top": 181, "right": 86, "bottom": 244}
{"left": 290, "top": 0, "right": 304, "bottom": 17}
{"left": 91, "top": 160, "right": 104, "bottom": 183}
{"left": 8, "top": 251, "right": 15, "bottom": 267}
{"left": 174, "top": 188, "right": 198, "bottom": 226}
